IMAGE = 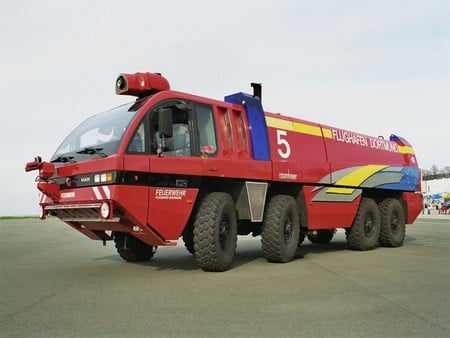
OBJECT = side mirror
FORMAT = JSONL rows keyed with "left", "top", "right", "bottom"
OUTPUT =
{"left": 158, "top": 108, "right": 173, "bottom": 138}
{"left": 158, "top": 108, "right": 173, "bottom": 152}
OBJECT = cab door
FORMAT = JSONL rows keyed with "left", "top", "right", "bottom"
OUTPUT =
{"left": 146, "top": 100, "right": 202, "bottom": 241}
{"left": 122, "top": 116, "right": 151, "bottom": 227}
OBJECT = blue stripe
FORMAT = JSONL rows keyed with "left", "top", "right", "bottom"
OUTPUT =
{"left": 376, "top": 167, "right": 420, "bottom": 192}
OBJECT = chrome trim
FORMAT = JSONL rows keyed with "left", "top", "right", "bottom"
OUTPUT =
{"left": 45, "top": 203, "right": 102, "bottom": 210}
{"left": 60, "top": 217, "right": 120, "bottom": 222}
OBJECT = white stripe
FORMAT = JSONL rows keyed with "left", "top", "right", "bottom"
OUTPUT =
{"left": 92, "top": 186, "right": 103, "bottom": 200}
{"left": 101, "top": 186, "right": 111, "bottom": 199}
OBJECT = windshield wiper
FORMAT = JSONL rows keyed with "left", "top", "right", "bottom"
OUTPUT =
{"left": 51, "top": 156, "right": 76, "bottom": 163}
{"left": 76, "top": 146, "right": 107, "bottom": 158}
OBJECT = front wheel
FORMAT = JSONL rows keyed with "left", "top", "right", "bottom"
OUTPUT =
{"left": 113, "top": 232, "right": 156, "bottom": 262}
{"left": 182, "top": 223, "right": 195, "bottom": 255}
{"left": 346, "top": 198, "right": 380, "bottom": 251}
{"left": 193, "top": 192, "right": 238, "bottom": 272}
{"left": 261, "top": 195, "right": 300, "bottom": 263}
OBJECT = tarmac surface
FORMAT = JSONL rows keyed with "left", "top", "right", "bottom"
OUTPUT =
{"left": 1, "top": 214, "right": 449, "bottom": 337}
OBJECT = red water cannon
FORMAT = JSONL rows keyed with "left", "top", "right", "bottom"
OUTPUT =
{"left": 25, "top": 156, "right": 42, "bottom": 172}
{"left": 25, "top": 156, "right": 55, "bottom": 180}
{"left": 25, "top": 156, "right": 59, "bottom": 202}
{"left": 115, "top": 72, "right": 170, "bottom": 97}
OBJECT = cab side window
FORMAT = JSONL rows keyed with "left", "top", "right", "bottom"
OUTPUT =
{"left": 148, "top": 101, "right": 216, "bottom": 157}
{"left": 127, "top": 122, "right": 146, "bottom": 153}
{"left": 159, "top": 122, "right": 190, "bottom": 156}
{"left": 195, "top": 104, "right": 217, "bottom": 155}
{"left": 152, "top": 108, "right": 191, "bottom": 156}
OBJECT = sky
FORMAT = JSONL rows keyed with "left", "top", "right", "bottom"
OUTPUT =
{"left": 1, "top": 0, "right": 449, "bottom": 216}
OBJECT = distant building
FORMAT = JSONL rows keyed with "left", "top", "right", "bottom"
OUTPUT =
{"left": 421, "top": 177, "right": 450, "bottom": 213}
{"left": 421, "top": 177, "right": 450, "bottom": 195}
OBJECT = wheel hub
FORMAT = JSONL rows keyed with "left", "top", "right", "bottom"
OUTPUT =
{"left": 364, "top": 215, "right": 374, "bottom": 237}
{"left": 391, "top": 213, "right": 399, "bottom": 234}
{"left": 219, "top": 218, "right": 229, "bottom": 250}
{"left": 284, "top": 218, "right": 293, "bottom": 244}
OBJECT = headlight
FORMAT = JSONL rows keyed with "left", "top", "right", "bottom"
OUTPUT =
{"left": 94, "top": 172, "right": 114, "bottom": 183}
{"left": 100, "top": 202, "right": 110, "bottom": 219}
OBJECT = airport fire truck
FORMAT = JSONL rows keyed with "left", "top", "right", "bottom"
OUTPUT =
{"left": 25, "top": 72, "right": 422, "bottom": 271}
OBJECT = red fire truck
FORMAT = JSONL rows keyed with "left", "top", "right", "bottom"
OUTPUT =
{"left": 25, "top": 72, "right": 422, "bottom": 271}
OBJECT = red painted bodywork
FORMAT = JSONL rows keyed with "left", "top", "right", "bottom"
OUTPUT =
{"left": 27, "top": 72, "right": 422, "bottom": 247}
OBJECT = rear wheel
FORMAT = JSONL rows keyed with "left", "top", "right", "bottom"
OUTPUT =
{"left": 261, "top": 195, "right": 300, "bottom": 263}
{"left": 113, "top": 232, "right": 156, "bottom": 262}
{"left": 193, "top": 192, "right": 238, "bottom": 272}
{"left": 346, "top": 198, "right": 380, "bottom": 251}
{"left": 307, "top": 229, "right": 335, "bottom": 244}
{"left": 379, "top": 198, "right": 406, "bottom": 247}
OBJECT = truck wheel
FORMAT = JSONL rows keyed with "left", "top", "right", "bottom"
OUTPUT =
{"left": 261, "top": 195, "right": 300, "bottom": 263}
{"left": 193, "top": 192, "right": 237, "bottom": 272}
{"left": 379, "top": 198, "right": 405, "bottom": 247}
{"left": 307, "top": 229, "right": 335, "bottom": 244}
{"left": 182, "top": 224, "right": 195, "bottom": 255}
{"left": 346, "top": 198, "right": 380, "bottom": 251}
{"left": 113, "top": 232, "right": 156, "bottom": 262}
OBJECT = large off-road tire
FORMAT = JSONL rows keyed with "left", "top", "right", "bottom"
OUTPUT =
{"left": 113, "top": 232, "right": 156, "bottom": 262}
{"left": 346, "top": 198, "right": 380, "bottom": 251}
{"left": 193, "top": 192, "right": 238, "bottom": 272}
{"left": 182, "top": 224, "right": 195, "bottom": 255}
{"left": 307, "top": 229, "right": 335, "bottom": 244}
{"left": 379, "top": 198, "right": 406, "bottom": 247}
{"left": 261, "top": 195, "right": 300, "bottom": 263}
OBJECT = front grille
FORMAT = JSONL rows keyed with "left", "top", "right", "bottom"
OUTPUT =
{"left": 46, "top": 203, "right": 119, "bottom": 222}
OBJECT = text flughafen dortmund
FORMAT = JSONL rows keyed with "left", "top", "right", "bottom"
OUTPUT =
{"left": 332, "top": 129, "right": 399, "bottom": 152}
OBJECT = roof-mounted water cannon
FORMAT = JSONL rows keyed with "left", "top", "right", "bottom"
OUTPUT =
{"left": 115, "top": 72, "right": 170, "bottom": 98}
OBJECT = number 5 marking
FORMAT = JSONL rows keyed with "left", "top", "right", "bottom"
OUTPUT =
{"left": 276, "top": 129, "right": 291, "bottom": 159}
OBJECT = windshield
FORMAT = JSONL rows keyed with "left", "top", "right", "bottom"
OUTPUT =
{"left": 51, "top": 100, "right": 144, "bottom": 162}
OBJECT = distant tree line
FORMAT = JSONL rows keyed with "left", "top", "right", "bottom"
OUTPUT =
{"left": 421, "top": 165, "right": 450, "bottom": 181}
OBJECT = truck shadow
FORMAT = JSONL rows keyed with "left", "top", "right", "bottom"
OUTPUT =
{"left": 95, "top": 235, "right": 416, "bottom": 271}
{"left": 298, "top": 240, "right": 349, "bottom": 256}
{"left": 148, "top": 239, "right": 352, "bottom": 271}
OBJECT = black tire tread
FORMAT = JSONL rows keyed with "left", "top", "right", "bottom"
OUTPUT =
{"left": 379, "top": 198, "right": 406, "bottom": 247}
{"left": 114, "top": 233, "right": 155, "bottom": 262}
{"left": 346, "top": 198, "right": 380, "bottom": 251}
{"left": 261, "top": 195, "right": 300, "bottom": 263}
{"left": 193, "top": 192, "right": 237, "bottom": 272}
{"left": 182, "top": 224, "right": 195, "bottom": 255}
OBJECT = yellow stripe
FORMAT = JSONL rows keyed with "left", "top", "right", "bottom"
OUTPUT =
{"left": 266, "top": 116, "right": 328, "bottom": 137}
{"left": 292, "top": 122, "right": 322, "bottom": 137}
{"left": 265, "top": 116, "right": 293, "bottom": 130}
{"left": 322, "top": 128, "right": 332, "bottom": 139}
{"left": 326, "top": 187, "right": 355, "bottom": 194}
{"left": 335, "top": 165, "right": 388, "bottom": 187}
{"left": 399, "top": 145, "right": 415, "bottom": 155}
